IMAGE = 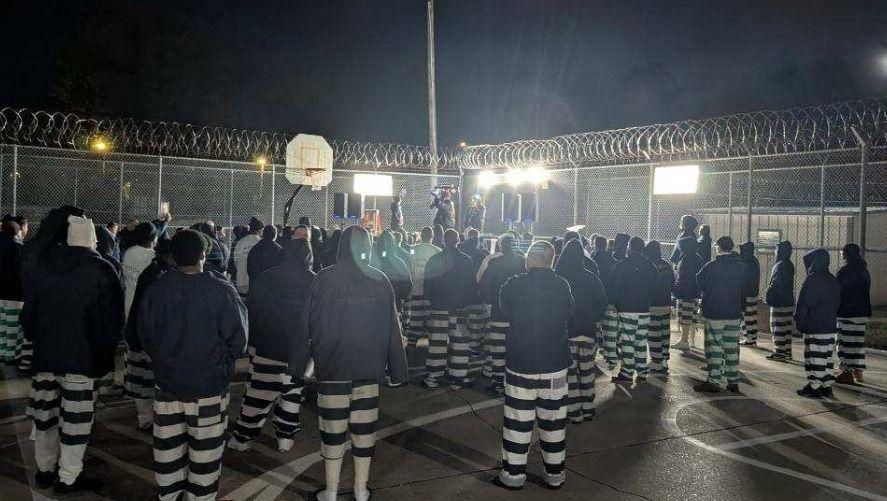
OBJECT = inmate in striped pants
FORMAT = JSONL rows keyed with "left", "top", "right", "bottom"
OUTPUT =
{"left": 0, "top": 300, "right": 23, "bottom": 363}
{"left": 123, "top": 348, "right": 155, "bottom": 428}
{"left": 18, "top": 338, "right": 33, "bottom": 372}
{"left": 677, "top": 300, "right": 697, "bottom": 326}
{"left": 485, "top": 320, "right": 508, "bottom": 388}
{"left": 742, "top": 297, "right": 759, "bottom": 343}
{"left": 231, "top": 353, "right": 303, "bottom": 445}
{"left": 467, "top": 304, "right": 490, "bottom": 376}
{"left": 499, "top": 369, "right": 568, "bottom": 489}
{"left": 425, "top": 309, "right": 471, "bottom": 388}
{"left": 317, "top": 381, "right": 379, "bottom": 460}
{"left": 804, "top": 332, "right": 836, "bottom": 390}
{"left": 647, "top": 306, "right": 672, "bottom": 372}
{"left": 406, "top": 295, "right": 430, "bottom": 346}
{"left": 618, "top": 313, "right": 650, "bottom": 379}
{"left": 601, "top": 305, "right": 619, "bottom": 367}
{"left": 770, "top": 306, "right": 795, "bottom": 357}
{"left": 704, "top": 319, "right": 741, "bottom": 388}
{"left": 153, "top": 389, "right": 229, "bottom": 501}
{"left": 30, "top": 373, "right": 96, "bottom": 485}
{"left": 567, "top": 337, "right": 596, "bottom": 423}
{"left": 837, "top": 317, "right": 869, "bottom": 371}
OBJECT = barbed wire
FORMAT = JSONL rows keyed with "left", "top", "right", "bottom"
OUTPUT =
{"left": 2, "top": 96, "right": 886, "bottom": 171}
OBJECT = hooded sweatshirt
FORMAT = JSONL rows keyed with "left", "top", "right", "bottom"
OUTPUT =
{"left": 248, "top": 239, "right": 315, "bottom": 361}
{"left": 612, "top": 233, "right": 630, "bottom": 262}
{"left": 123, "top": 244, "right": 155, "bottom": 319}
{"left": 233, "top": 233, "right": 261, "bottom": 294}
{"left": 836, "top": 244, "right": 871, "bottom": 318}
{"left": 424, "top": 241, "right": 476, "bottom": 311}
{"left": 478, "top": 237, "right": 527, "bottom": 321}
{"left": 290, "top": 226, "right": 408, "bottom": 383}
{"left": 458, "top": 235, "right": 490, "bottom": 302}
{"left": 0, "top": 229, "right": 23, "bottom": 301}
{"left": 123, "top": 251, "right": 171, "bottom": 352}
{"left": 697, "top": 233, "right": 713, "bottom": 264}
{"left": 591, "top": 247, "right": 618, "bottom": 294}
{"left": 608, "top": 248, "right": 659, "bottom": 313}
{"left": 670, "top": 215, "right": 699, "bottom": 263}
{"left": 20, "top": 205, "right": 84, "bottom": 307}
{"left": 409, "top": 241, "right": 441, "bottom": 297}
{"left": 765, "top": 241, "right": 795, "bottom": 307}
{"left": 555, "top": 240, "right": 608, "bottom": 338}
{"left": 372, "top": 231, "right": 413, "bottom": 303}
{"left": 21, "top": 245, "right": 124, "bottom": 378}
{"left": 673, "top": 236, "right": 703, "bottom": 301}
{"left": 696, "top": 252, "right": 745, "bottom": 320}
{"left": 247, "top": 237, "right": 282, "bottom": 284}
{"left": 738, "top": 242, "right": 761, "bottom": 299}
{"left": 644, "top": 241, "right": 675, "bottom": 307}
{"left": 794, "top": 248, "right": 841, "bottom": 334}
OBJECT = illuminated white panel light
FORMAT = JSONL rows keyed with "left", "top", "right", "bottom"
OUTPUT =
{"left": 478, "top": 170, "right": 499, "bottom": 188}
{"left": 526, "top": 166, "right": 549, "bottom": 184}
{"left": 353, "top": 173, "right": 393, "bottom": 196}
{"left": 506, "top": 169, "right": 527, "bottom": 186}
{"left": 653, "top": 165, "right": 700, "bottom": 195}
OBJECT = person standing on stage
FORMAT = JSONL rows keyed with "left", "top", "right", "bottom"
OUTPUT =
{"left": 431, "top": 187, "right": 456, "bottom": 230}
{"left": 464, "top": 194, "right": 487, "bottom": 233}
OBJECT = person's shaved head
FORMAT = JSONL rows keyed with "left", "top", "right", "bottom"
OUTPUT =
{"left": 526, "top": 240, "right": 555, "bottom": 269}
{"left": 444, "top": 229, "right": 459, "bottom": 248}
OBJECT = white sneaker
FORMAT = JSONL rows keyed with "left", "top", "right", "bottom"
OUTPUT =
{"left": 277, "top": 438, "right": 294, "bottom": 452}
{"left": 227, "top": 437, "right": 250, "bottom": 452}
{"left": 672, "top": 340, "right": 690, "bottom": 350}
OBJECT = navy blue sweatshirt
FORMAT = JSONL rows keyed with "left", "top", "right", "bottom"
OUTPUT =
{"left": 608, "top": 251, "right": 659, "bottom": 313}
{"left": 424, "top": 245, "right": 476, "bottom": 311}
{"left": 590, "top": 248, "right": 617, "bottom": 296}
{"left": 795, "top": 249, "right": 841, "bottom": 334}
{"left": 696, "top": 253, "right": 745, "bottom": 320}
{"left": 669, "top": 215, "right": 699, "bottom": 264}
{"left": 644, "top": 241, "right": 675, "bottom": 307}
{"left": 478, "top": 245, "right": 526, "bottom": 321}
{"left": 247, "top": 238, "right": 282, "bottom": 285}
{"left": 836, "top": 246, "right": 871, "bottom": 318}
{"left": 555, "top": 240, "right": 608, "bottom": 338}
{"left": 139, "top": 270, "right": 248, "bottom": 399}
{"left": 500, "top": 267, "right": 573, "bottom": 374}
{"left": 372, "top": 232, "right": 413, "bottom": 304}
{"left": 765, "top": 241, "right": 795, "bottom": 308}
{"left": 738, "top": 242, "right": 761, "bottom": 298}
{"left": 673, "top": 237, "right": 702, "bottom": 301}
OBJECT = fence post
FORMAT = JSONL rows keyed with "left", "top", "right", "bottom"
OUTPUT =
{"left": 0, "top": 148, "right": 4, "bottom": 213}
{"left": 572, "top": 167, "right": 578, "bottom": 226}
{"left": 157, "top": 156, "right": 164, "bottom": 216}
{"left": 12, "top": 145, "right": 17, "bottom": 215}
{"left": 270, "top": 164, "right": 276, "bottom": 226}
{"left": 646, "top": 163, "right": 654, "bottom": 240}
{"left": 228, "top": 167, "right": 235, "bottom": 232}
{"left": 727, "top": 172, "right": 733, "bottom": 238}
{"left": 819, "top": 163, "right": 826, "bottom": 247}
{"left": 851, "top": 127, "right": 868, "bottom": 256}
{"left": 746, "top": 155, "right": 753, "bottom": 243}
{"left": 118, "top": 162, "right": 124, "bottom": 223}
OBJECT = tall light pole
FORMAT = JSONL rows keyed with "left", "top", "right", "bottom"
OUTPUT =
{"left": 427, "top": 0, "right": 438, "bottom": 183}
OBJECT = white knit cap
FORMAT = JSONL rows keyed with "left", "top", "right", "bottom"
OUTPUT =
{"left": 67, "top": 215, "right": 97, "bottom": 249}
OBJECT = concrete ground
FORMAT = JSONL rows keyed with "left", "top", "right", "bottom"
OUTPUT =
{"left": 1, "top": 330, "right": 887, "bottom": 501}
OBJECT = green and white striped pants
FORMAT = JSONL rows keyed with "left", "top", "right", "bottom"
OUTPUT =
{"left": 617, "top": 313, "right": 649, "bottom": 378}
{"left": 704, "top": 318, "right": 741, "bottom": 387}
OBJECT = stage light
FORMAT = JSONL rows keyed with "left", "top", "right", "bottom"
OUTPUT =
{"left": 653, "top": 165, "right": 700, "bottom": 194}
{"left": 255, "top": 155, "right": 268, "bottom": 172}
{"left": 506, "top": 169, "right": 526, "bottom": 186}
{"left": 90, "top": 135, "right": 110, "bottom": 153}
{"left": 478, "top": 170, "right": 498, "bottom": 188}
{"left": 526, "top": 166, "right": 549, "bottom": 185}
{"left": 353, "top": 173, "right": 393, "bottom": 196}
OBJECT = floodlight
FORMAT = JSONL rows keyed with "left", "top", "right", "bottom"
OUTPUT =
{"left": 506, "top": 169, "right": 526, "bottom": 186}
{"left": 90, "top": 135, "right": 111, "bottom": 153}
{"left": 353, "top": 173, "right": 394, "bottom": 196}
{"left": 653, "top": 165, "right": 699, "bottom": 195}
{"left": 478, "top": 170, "right": 498, "bottom": 188}
{"left": 526, "top": 166, "right": 549, "bottom": 185}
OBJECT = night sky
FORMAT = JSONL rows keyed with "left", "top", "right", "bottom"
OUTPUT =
{"left": 2, "top": 0, "right": 886, "bottom": 146}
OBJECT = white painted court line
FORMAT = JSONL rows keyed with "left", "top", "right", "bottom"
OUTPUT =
{"left": 713, "top": 414, "right": 887, "bottom": 451}
{"left": 662, "top": 396, "right": 887, "bottom": 501}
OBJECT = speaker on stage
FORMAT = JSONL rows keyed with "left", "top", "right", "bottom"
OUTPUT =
{"left": 520, "top": 191, "right": 537, "bottom": 223}
{"left": 501, "top": 192, "right": 521, "bottom": 223}
{"left": 333, "top": 192, "right": 348, "bottom": 219}
{"left": 347, "top": 193, "right": 364, "bottom": 219}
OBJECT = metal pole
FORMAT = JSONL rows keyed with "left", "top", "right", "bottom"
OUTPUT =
{"left": 572, "top": 167, "right": 578, "bottom": 226}
{"left": 157, "top": 156, "right": 164, "bottom": 216}
{"left": 426, "top": 0, "right": 438, "bottom": 184}
{"left": 646, "top": 163, "right": 654, "bottom": 241}
{"left": 727, "top": 172, "right": 733, "bottom": 238}
{"left": 0, "top": 148, "right": 4, "bottom": 213}
{"left": 12, "top": 145, "right": 17, "bottom": 215}
{"left": 270, "top": 164, "right": 276, "bottom": 226}
{"left": 746, "top": 155, "right": 753, "bottom": 243}
{"left": 851, "top": 127, "right": 868, "bottom": 256}
{"left": 118, "top": 162, "right": 124, "bottom": 223}
{"left": 228, "top": 167, "right": 235, "bottom": 233}
{"left": 819, "top": 163, "right": 826, "bottom": 247}
{"left": 73, "top": 167, "right": 80, "bottom": 207}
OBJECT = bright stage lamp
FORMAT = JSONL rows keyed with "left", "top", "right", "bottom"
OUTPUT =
{"left": 653, "top": 165, "right": 700, "bottom": 195}
{"left": 506, "top": 169, "right": 526, "bottom": 186}
{"left": 478, "top": 170, "right": 498, "bottom": 188}
{"left": 353, "top": 173, "right": 393, "bottom": 196}
{"left": 527, "top": 166, "right": 549, "bottom": 185}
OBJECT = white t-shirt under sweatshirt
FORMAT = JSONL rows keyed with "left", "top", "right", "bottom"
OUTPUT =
{"left": 122, "top": 245, "right": 155, "bottom": 320}
{"left": 233, "top": 233, "right": 261, "bottom": 295}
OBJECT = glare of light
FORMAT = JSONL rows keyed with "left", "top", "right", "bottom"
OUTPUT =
{"left": 353, "top": 173, "right": 393, "bottom": 196}
{"left": 90, "top": 136, "right": 110, "bottom": 152}
{"left": 653, "top": 165, "right": 700, "bottom": 195}
{"left": 256, "top": 155, "right": 268, "bottom": 167}
{"left": 506, "top": 169, "right": 526, "bottom": 186}
{"left": 458, "top": 140, "right": 469, "bottom": 149}
{"left": 478, "top": 170, "right": 498, "bottom": 188}
{"left": 526, "top": 166, "right": 549, "bottom": 185}
{"left": 880, "top": 54, "right": 887, "bottom": 76}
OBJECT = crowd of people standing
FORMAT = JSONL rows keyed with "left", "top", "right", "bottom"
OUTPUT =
{"left": 0, "top": 204, "right": 874, "bottom": 499}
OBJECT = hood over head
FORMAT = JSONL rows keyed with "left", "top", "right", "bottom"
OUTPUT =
{"left": 555, "top": 239, "right": 585, "bottom": 277}
{"left": 644, "top": 240, "right": 662, "bottom": 260}
{"left": 282, "top": 237, "right": 313, "bottom": 271}
{"left": 680, "top": 215, "right": 699, "bottom": 233}
{"left": 613, "top": 233, "right": 630, "bottom": 259}
{"left": 803, "top": 248, "right": 830, "bottom": 275}
{"left": 378, "top": 230, "right": 397, "bottom": 255}
{"left": 776, "top": 240, "right": 793, "bottom": 262}
{"left": 337, "top": 225, "right": 371, "bottom": 267}
{"left": 739, "top": 241, "right": 755, "bottom": 258}
{"left": 842, "top": 243, "right": 866, "bottom": 269}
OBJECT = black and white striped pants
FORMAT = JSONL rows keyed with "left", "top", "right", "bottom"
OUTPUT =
{"left": 232, "top": 353, "right": 303, "bottom": 444}
{"left": 677, "top": 300, "right": 698, "bottom": 326}
{"left": 18, "top": 338, "right": 33, "bottom": 372}
{"left": 30, "top": 373, "right": 96, "bottom": 485}
{"left": 742, "top": 297, "right": 759, "bottom": 342}
{"left": 837, "top": 317, "right": 868, "bottom": 371}
{"left": 484, "top": 320, "right": 508, "bottom": 386}
{"left": 153, "top": 389, "right": 229, "bottom": 501}
{"left": 567, "top": 338, "right": 596, "bottom": 423}
{"left": 618, "top": 312, "right": 650, "bottom": 378}
{"left": 770, "top": 306, "right": 795, "bottom": 356}
{"left": 124, "top": 348, "right": 155, "bottom": 426}
{"left": 803, "top": 333, "right": 836, "bottom": 390}
{"left": 406, "top": 295, "right": 430, "bottom": 345}
{"left": 467, "top": 304, "right": 489, "bottom": 375}
{"left": 500, "top": 369, "right": 568, "bottom": 488}
{"left": 647, "top": 306, "right": 672, "bottom": 371}
{"left": 317, "top": 381, "right": 379, "bottom": 460}
{"left": 425, "top": 309, "right": 471, "bottom": 388}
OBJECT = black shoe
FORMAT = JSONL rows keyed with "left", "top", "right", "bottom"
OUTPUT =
{"left": 53, "top": 475, "right": 103, "bottom": 496}
{"left": 796, "top": 385, "right": 822, "bottom": 399}
{"left": 819, "top": 386, "right": 834, "bottom": 399}
{"left": 419, "top": 380, "right": 440, "bottom": 390}
{"left": 726, "top": 383, "right": 740, "bottom": 393}
{"left": 766, "top": 353, "right": 787, "bottom": 361}
{"left": 611, "top": 374, "right": 633, "bottom": 383}
{"left": 694, "top": 382, "right": 722, "bottom": 393}
{"left": 492, "top": 476, "right": 522, "bottom": 491}
{"left": 34, "top": 470, "right": 57, "bottom": 489}
{"left": 583, "top": 409, "right": 596, "bottom": 421}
